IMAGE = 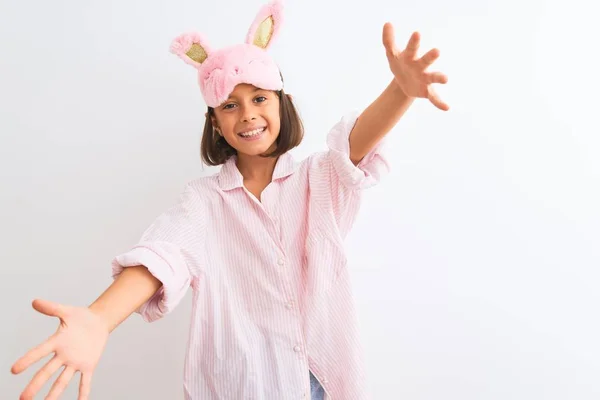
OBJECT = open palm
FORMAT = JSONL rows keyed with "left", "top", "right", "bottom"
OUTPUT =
{"left": 11, "top": 299, "right": 109, "bottom": 400}
{"left": 383, "top": 23, "right": 449, "bottom": 111}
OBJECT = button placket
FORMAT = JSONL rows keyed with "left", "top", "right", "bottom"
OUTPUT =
{"left": 265, "top": 183, "right": 306, "bottom": 398}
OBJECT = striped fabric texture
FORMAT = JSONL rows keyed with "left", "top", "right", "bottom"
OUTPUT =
{"left": 111, "top": 111, "right": 389, "bottom": 399}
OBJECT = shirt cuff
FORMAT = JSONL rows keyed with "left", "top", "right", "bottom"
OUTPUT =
{"left": 326, "top": 110, "right": 390, "bottom": 190}
{"left": 111, "top": 243, "right": 191, "bottom": 323}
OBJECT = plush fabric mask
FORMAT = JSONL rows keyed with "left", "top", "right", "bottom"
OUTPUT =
{"left": 169, "top": 0, "right": 284, "bottom": 108}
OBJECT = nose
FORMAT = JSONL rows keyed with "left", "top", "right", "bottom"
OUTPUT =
{"left": 241, "top": 114, "right": 257, "bottom": 122}
{"left": 240, "top": 105, "right": 257, "bottom": 123}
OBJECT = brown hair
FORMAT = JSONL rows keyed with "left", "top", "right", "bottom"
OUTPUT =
{"left": 200, "top": 88, "right": 304, "bottom": 166}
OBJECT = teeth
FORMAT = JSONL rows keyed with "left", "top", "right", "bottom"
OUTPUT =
{"left": 240, "top": 127, "right": 264, "bottom": 137}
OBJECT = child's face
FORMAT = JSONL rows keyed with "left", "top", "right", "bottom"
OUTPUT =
{"left": 212, "top": 83, "right": 281, "bottom": 157}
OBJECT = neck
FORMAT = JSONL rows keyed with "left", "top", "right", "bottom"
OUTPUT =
{"left": 236, "top": 153, "right": 278, "bottom": 182}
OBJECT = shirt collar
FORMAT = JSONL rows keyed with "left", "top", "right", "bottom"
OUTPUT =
{"left": 218, "top": 152, "right": 298, "bottom": 191}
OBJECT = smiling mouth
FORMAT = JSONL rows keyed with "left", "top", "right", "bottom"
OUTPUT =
{"left": 238, "top": 127, "right": 266, "bottom": 138}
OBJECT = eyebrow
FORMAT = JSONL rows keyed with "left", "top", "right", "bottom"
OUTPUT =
{"left": 226, "top": 87, "right": 263, "bottom": 102}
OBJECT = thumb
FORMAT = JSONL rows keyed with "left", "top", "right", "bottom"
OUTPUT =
{"left": 382, "top": 22, "right": 397, "bottom": 55}
{"left": 32, "top": 298, "right": 67, "bottom": 318}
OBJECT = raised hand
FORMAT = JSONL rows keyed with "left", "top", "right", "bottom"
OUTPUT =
{"left": 11, "top": 299, "right": 110, "bottom": 400}
{"left": 382, "top": 22, "right": 449, "bottom": 111}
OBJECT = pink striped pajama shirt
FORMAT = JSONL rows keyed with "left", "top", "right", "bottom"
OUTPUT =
{"left": 111, "top": 111, "right": 389, "bottom": 399}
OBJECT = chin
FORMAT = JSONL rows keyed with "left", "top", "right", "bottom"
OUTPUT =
{"left": 235, "top": 135, "right": 278, "bottom": 156}
{"left": 239, "top": 143, "right": 276, "bottom": 157}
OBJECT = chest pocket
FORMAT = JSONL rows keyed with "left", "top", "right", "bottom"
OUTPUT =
{"left": 304, "top": 230, "right": 347, "bottom": 296}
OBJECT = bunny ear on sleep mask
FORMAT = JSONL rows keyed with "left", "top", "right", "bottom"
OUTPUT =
{"left": 169, "top": 0, "right": 285, "bottom": 108}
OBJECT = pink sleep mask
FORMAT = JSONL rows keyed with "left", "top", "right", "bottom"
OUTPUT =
{"left": 169, "top": 0, "right": 284, "bottom": 108}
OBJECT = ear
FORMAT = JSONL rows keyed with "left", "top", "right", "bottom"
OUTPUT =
{"left": 245, "top": 0, "right": 284, "bottom": 50}
{"left": 170, "top": 32, "right": 213, "bottom": 68}
{"left": 210, "top": 115, "right": 220, "bottom": 131}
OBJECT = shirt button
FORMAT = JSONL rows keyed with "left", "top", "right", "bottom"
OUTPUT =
{"left": 277, "top": 258, "right": 285, "bottom": 266}
{"left": 286, "top": 301, "right": 294, "bottom": 309}
{"left": 322, "top": 378, "right": 329, "bottom": 384}
{"left": 293, "top": 345, "right": 302, "bottom": 352}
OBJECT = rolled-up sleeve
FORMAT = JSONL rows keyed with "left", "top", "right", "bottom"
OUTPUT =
{"left": 326, "top": 110, "right": 390, "bottom": 190}
{"left": 307, "top": 111, "right": 391, "bottom": 238}
{"left": 111, "top": 183, "right": 204, "bottom": 323}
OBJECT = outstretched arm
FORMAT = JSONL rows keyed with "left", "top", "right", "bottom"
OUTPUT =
{"left": 349, "top": 23, "right": 449, "bottom": 165}
{"left": 11, "top": 266, "right": 161, "bottom": 399}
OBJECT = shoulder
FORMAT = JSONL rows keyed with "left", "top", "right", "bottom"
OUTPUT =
{"left": 185, "top": 173, "right": 220, "bottom": 194}
{"left": 173, "top": 172, "right": 222, "bottom": 211}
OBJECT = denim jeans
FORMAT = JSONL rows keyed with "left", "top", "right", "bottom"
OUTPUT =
{"left": 309, "top": 370, "right": 325, "bottom": 400}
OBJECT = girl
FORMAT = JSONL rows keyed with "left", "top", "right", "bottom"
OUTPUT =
{"left": 10, "top": 1, "right": 448, "bottom": 399}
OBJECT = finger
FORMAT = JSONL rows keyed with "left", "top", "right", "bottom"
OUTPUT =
{"left": 11, "top": 336, "right": 56, "bottom": 374}
{"left": 382, "top": 22, "right": 397, "bottom": 56}
{"left": 428, "top": 86, "right": 450, "bottom": 111}
{"left": 32, "top": 299, "right": 68, "bottom": 319}
{"left": 20, "top": 355, "right": 63, "bottom": 399}
{"left": 419, "top": 48, "right": 440, "bottom": 69}
{"left": 404, "top": 31, "right": 420, "bottom": 59}
{"left": 78, "top": 372, "right": 93, "bottom": 400}
{"left": 45, "top": 366, "right": 76, "bottom": 400}
{"left": 425, "top": 71, "right": 448, "bottom": 84}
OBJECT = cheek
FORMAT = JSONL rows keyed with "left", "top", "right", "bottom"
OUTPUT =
{"left": 217, "top": 116, "right": 236, "bottom": 135}
{"left": 268, "top": 109, "right": 281, "bottom": 133}
{"left": 269, "top": 119, "right": 281, "bottom": 135}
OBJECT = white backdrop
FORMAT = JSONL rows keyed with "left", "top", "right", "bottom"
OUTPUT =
{"left": 1, "top": 0, "right": 599, "bottom": 398}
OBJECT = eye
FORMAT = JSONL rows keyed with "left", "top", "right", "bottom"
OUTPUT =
{"left": 254, "top": 96, "right": 267, "bottom": 103}
{"left": 222, "top": 103, "right": 236, "bottom": 110}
